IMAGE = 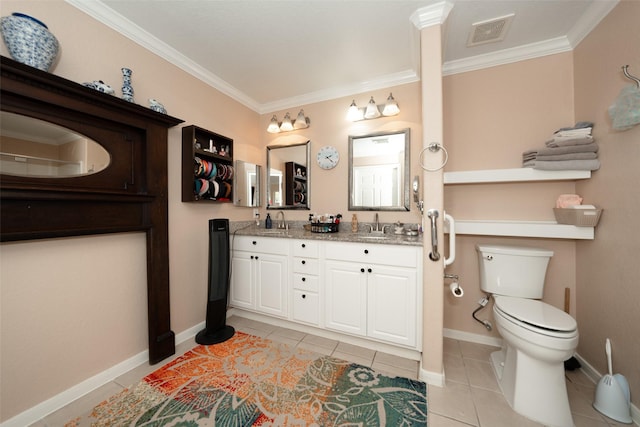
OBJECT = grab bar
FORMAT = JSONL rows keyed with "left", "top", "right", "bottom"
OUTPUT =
{"left": 427, "top": 209, "right": 440, "bottom": 261}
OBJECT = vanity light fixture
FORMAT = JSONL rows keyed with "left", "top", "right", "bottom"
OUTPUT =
{"left": 347, "top": 93, "right": 400, "bottom": 122}
{"left": 267, "top": 110, "right": 310, "bottom": 133}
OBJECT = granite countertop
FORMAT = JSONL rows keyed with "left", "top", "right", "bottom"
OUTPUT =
{"left": 230, "top": 221, "right": 423, "bottom": 247}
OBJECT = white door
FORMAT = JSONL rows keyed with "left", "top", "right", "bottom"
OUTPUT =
{"left": 230, "top": 251, "right": 254, "bottom": 310}
{"left": 255, "top": 253, "right": 288, "bottom": 317}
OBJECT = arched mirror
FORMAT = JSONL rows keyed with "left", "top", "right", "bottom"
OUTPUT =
{"left": 266, "top": 140, "right": 310, "bottom": 209}
{"left": 348, "top": 128, "right": 410, "bottom": 211}
{"left": 233, "top": 160, "right": 261, "bottom": 207}
{"left": 0, "top": 111, "right": 110, "bottom": 177}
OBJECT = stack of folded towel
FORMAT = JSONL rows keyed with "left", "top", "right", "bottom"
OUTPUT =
{"left": 522, "top": 122, "right": 600, "bottom": 171}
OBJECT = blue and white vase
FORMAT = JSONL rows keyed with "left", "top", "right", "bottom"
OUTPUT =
{"left": 121, "top": 67, "right": 135, "bottom": 103}
{"left": 0, "top": 12, "right": 59, "bottom": 72}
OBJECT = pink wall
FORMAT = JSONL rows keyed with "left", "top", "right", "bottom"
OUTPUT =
{"left": 573, "top": 0, "right": 640, "bottom": 409}
{"left": 443, "top": 52, "right": 580, "bottom": 339}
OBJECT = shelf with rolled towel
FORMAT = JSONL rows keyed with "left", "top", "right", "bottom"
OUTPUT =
{"left": 444, "top": 168, "right": 591, "bottom": 184}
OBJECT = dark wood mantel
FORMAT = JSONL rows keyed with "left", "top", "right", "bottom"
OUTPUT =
{"left": 0, "top": 56, "right": 184, "bottom": 364}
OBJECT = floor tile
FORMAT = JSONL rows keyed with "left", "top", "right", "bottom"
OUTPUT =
{"left": 373, "top": 351, "right": 419, "bottom": 371}
{"left": 331, "top": 350, "right": 374, "bottom": 367}
{"left": 463, "top": 358, "right": 500, "bottom": 392}
{"left": 459, "top": 341, "right": 500, "bottom": 361}
{"left": 470, "top": 386, "right": 543, "bottom": 427}
{"left": 428, "top": 381, "right": 479, "bottom": 426}
{"left": 297, "top": 341, "right": 333, "bottom": 355}
{"left": 266, "top": 333, "right": 300, "bottom": 347}
{"left": 269, "top": 326, "right": 306, "bottom": 341}
{"left": 428, "top": 412, "right": 478, "bottom": 426}
{"left": 371, "top": 360, "right": 418, "bottom": 380}
{"left": 443, "top": 353, "right": 469, "bottom": 384}
{"left": 300, "top": 333, "right": 339, "bottom": 351}
{"left": 443, "top": 337, "right": 463, "bottom": 356}
{"left": 334, "top": 342, "right": 376, "bottom": 360}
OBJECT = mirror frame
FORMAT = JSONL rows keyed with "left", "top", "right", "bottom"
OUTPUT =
{"left": 348, "top": 128, "right": 411, "bottom": 211}
{"left": 0, "top": 56, "right": 183, "bottom": 364}
{"left": 266, "top": 140, "right": 311, "bottom": 210}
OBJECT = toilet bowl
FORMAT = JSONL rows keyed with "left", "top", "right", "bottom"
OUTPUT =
{"left": 491, "top": 295, "right": 578, "bottom": 427}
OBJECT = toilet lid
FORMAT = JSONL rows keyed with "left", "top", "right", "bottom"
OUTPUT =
{"left": 494, "top": 296, "right": 577, "bottom": 332}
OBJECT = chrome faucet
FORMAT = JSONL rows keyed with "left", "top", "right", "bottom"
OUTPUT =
{"left": 276, "top": 210, "right": 286, "bottom": 229}
{"left": 373, "top": 213, "right": 381, "bottom": 231}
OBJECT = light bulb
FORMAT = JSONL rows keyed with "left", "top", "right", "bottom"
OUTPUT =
{"left": 280, "top": 112, "right": 293, "bottom": 132}
{"left": 267, "top": 115, "right": 280, "bottom": 133}
{"left": 382, "top": 93, "right": 400, "bottom": 116}
{"left": 364, "top": 96, "right": 380, "bottom": 119}
{"left": 347, "top": 100, "right": 363, "bottom": 121}
{"left": 293, "top": 109, "right": 308, "bottom": 129}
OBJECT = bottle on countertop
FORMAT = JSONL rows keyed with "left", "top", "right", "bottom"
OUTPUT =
{"left": 351, "top": 214, "right": 358, "bottom": 233}
{"left": 265, "top": 213, "right": 272, "bottom": 229}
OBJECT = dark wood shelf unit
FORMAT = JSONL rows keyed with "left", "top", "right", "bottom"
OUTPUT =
{"left": 285, "top": 161, "right": 307, "bottom": 206}
{"left": 181, "top": 125, "right": 234, "bottom": 203}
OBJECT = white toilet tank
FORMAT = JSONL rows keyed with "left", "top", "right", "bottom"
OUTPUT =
{"left": 476, "top": 244, "right": 553, "bottom": 299}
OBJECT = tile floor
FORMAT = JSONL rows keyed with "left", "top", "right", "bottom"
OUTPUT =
{"left": 31, "top": 316, "right": 626, "bottom": 426}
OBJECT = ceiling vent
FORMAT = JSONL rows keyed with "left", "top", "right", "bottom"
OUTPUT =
{"left": 467, "top": 13, "right": 514, "bottom": 47}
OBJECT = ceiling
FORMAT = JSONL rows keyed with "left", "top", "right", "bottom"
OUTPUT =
{"left": 68, "top": 0, "right": 617, "bottom": 114}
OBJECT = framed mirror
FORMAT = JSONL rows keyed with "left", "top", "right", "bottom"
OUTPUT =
{"left": 266, "top": 140, "right": 310, "bottom": 210}
{"left": 233, "top": 160, "right": 261, "bottom": 207}
{"left": 349, "top": 128, "right": 410, "bottom": 211}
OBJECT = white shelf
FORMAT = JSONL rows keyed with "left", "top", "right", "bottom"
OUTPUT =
{"left": 446, "top": 220, "right": 594, "bottom": 240}
{"left": 444, "top": 168, "right": 591, "bottom": 184}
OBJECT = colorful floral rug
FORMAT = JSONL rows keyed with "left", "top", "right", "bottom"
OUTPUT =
{"left": 66, "top": 331, "right": 427, "bottom": 426}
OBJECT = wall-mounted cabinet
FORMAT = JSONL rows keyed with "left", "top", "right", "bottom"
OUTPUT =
{"left": 285, "top": 161, "right": 307, "bottom": 206}
{"left": 181, "top": 125, "right": 233, "bottom": 202}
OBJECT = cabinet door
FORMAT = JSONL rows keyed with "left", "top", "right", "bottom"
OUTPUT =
{"left": 230, "top": 251, "right": 254, "bottom": 310}
{"left": 255, "top": 253, "right": 288, "bottom": 318}
{"left": 367, "top": 265, "right": 417, "bottom": 347}
{"left": 292, "top": 290, "right": 320, "bottom": 325}
{"left": 325, "top": 261, "right": 367, "bottom": 336}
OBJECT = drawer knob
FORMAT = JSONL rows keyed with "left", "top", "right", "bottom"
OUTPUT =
{"left": 250, "top": 255, "right": 254, "bottom": 259}
{"left": 252, "top": 241, "right": 257, "bottom": 245}
{"left": 364, "top": 249, "right": 369, "bottom": 254}
{"left": 301, "top": 243, "right": 306, "bottom": 248}
{"left": 301, "top": 260, "right": 306, "bottom": 265}
{"left": 360, "top": 268, "right": 365, "bottom": 273}
{"left": 302, "top": 294, "right": 306, "bottom": 299}
{"left": 368, "top": 268, "right": 372, "bottom": 273}
{"left": 302, "top": 277, "right": 306, "bottom": 282}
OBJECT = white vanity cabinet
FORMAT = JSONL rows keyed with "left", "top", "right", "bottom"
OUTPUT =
{"left": 291, "top": 239, "right": 321, "bottom": 326}
{"left": 324, "top": 241, "right": 421, "bottom": 348}
{"left": 230, "top": 236, "right": 289, "bottom": 318}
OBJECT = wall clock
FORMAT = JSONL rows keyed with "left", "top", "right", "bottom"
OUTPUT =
{"left": 316, "top": 145, "right": 339, "bottom": 170}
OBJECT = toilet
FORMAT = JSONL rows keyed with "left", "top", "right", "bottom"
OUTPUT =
{"left": 476, "top": 244, "right": 579, "bottom": 427}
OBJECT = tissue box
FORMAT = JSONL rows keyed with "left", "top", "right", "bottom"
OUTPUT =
{"left": 553, "top": 208, "right": 602, "bottom": 227}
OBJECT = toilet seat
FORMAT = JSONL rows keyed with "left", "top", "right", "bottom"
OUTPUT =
{"left": 494, "top": 296, "right": 577, "bottom": 338}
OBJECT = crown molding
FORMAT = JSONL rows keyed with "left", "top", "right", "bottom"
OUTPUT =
{"left": 442, "top": 36, "right": 572, "bottom": 76}
{"left": 410, "top": 1, "right": 454, "bottom": 29}
{"left": 65, "top": 0, "right": 261, "bottom": 112}
{"left": 566, "top": 0, "right": 618, "bottom": 48}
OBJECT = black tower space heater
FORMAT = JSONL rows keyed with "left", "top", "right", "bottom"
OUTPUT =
{"left": 196, "top": 218, "right": 235, "bottom": 345}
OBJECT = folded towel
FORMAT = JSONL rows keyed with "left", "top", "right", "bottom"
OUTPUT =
{"left": 534, "top": 159, "right": 600, "bottom": 171}
{"left": 536, "top": 152, "right": 598, "bottom": 161}
{"left": 545, "top": 136, "right": 594, "bottom": 147}
{"left": 570, "top": 204, "right": 596, "bottom": 209}
{"left": 523, "top": 159, "right": 536, "bottom": 168}
{"left": 556, "top": 194, "right": 583, "bottom": 208}
{"left": 536, "top": 142, "right": 599, "bottom": 156}
{"left": 555, "top": 122, "right": 594, "bottom": 132}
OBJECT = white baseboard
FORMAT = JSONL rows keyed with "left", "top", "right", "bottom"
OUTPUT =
{"left": 1, "top": 323, "right": 206, "bottom": 427}
{"left": 443, "top": 327, "right": 503, "bottom": 348}
{"left": 420, "top": 367, "right": 445, "bottom": 387}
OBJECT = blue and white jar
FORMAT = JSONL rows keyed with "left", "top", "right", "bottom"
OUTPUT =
{"left": 0, "top": 12, "right": 59, "bottom": 72}
{"left": 121, "top": 67, "right": 135, "bottom": 103}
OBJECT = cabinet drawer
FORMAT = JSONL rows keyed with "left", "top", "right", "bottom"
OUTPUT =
{"left": 292, "top": 290, "right": 319, "bottom": 325}
{"left": 292, "top": 257, "right": 319, "bottom": 275}
{"left": 292, "top": 273, "right": 319, "bottom": 292}
{"left": 324, "top": 241, "right": 419, "bottom": 268}
{"left": 292, "top": 239, "right": 319, "bottom": 257}
{"left": 232, "top": 235, "right": 289, "bottom": 255}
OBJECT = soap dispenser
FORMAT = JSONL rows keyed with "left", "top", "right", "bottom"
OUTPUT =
{"left": 265, "top": 213, "right": 272, "bottom": 229}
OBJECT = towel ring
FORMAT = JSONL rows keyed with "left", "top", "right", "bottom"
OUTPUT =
{"left": 419, "top": 143, "right": 449, "bottom": 172}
